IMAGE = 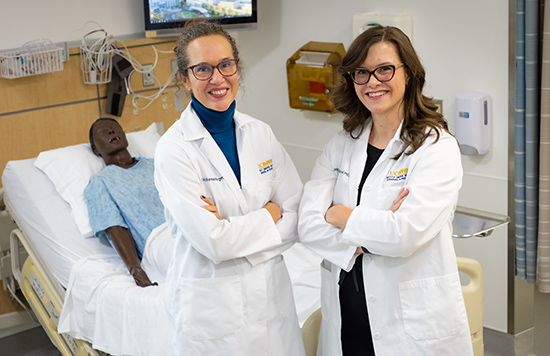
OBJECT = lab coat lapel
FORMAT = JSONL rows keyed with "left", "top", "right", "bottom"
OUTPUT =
{"left": 184, "top": 106, "right": 248, "bottom": 211}
{"left": 348, "top": 120, "right": 405, "bottom": 206}
{"left": 199, "top": 135, "right": 242, "bottom": 191}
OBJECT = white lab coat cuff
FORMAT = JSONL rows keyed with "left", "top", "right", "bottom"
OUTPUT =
{"left": 245, "top": 208, "right": 282, "bottom": 267}
{"left": 341, "top": 207, "right": 361, "bottom": 245}
{"left": 338, "top": 212, "right": 363, "bottom": 272}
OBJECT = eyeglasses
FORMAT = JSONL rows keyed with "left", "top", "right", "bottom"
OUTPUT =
{"left": 187, "top": 59, "right": 239, "bottom": 81}
{"left": 349, "top": 63, "right": 404, "bottom": 85}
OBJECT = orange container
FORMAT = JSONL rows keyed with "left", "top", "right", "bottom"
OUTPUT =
{"left": 286, "top": 41, "right": 345, "bottom": 113}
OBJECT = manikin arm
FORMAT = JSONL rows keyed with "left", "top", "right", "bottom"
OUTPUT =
{"left": 106, "top": 226, "right": 157, "bottom": 287}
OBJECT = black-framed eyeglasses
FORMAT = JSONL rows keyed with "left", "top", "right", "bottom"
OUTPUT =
{"left": 349, "top": 63, "right": 404, "bottom": 85}
{"left": 187, "top": 59, "right": 239, "bottom": 81}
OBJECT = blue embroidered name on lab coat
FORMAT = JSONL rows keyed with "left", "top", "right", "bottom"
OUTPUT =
{"left": 203, "top": 176, "right": 224, "bottom": 182}
{"left": 334, "top": 168, "right": 350, "bottom": 177}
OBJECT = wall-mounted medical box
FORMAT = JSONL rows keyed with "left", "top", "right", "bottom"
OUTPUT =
{"left": 455, "top": 91, "right": 492, "bottom": 155}
{"left": 286, "top": 41, "right": 346, "bottom": 113}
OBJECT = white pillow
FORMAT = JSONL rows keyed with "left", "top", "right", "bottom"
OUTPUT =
{"left": 34, "top": 122, "right": 162, "bottom": 238}
{"left": 126, "top": 122, "right": 162, "bottom": 158}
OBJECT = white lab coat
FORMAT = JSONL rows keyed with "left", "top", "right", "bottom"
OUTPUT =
{"left": 154, "top": 105, "right": 305, "bottom": 356}
{"left": 298, "top": 119, "right": 474, "bottom": 356}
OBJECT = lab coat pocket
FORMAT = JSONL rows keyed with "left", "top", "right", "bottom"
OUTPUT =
{"left": 274, "top": 256, "right": 297, "bottom": 318}
{"left": 398, "top": 274, "right": 468, "bottom": 340}
{"left": 180, "top": 275, "right": 244, "bottom": 340}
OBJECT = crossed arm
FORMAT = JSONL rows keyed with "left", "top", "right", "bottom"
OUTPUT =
{"left": 325, "top": 187, "right": 410, "bottom": 254}
{"left": 200, "top": 195, "right": 282, "bottom": 224}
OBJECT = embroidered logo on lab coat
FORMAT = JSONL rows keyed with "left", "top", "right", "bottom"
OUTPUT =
{"left": 258, "top": 159, "right": 273, "bottom": 174}
{"left": 386, "top": 168, "right": 408, "bottom": 181}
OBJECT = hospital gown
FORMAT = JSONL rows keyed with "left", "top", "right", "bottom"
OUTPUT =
{"left": 85, "top": 157, "right": 165, "bottom": 258}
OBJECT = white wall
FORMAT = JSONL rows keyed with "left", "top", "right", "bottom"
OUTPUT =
{"left": 0, "top": 1, "right": 143, "bottom": 50}
{"left": 1, "top": 0, "right": 510, "bottom": 332}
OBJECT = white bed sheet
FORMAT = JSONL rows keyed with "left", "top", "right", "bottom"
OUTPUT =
{"left": 2, "top": 157, "right": 322, "bottom": 356}
{"left": 1, "top": 158, "right": 114, "bottom": 288}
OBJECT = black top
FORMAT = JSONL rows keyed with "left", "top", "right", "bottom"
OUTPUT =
{"left": 357, "top": 143, "right": 384, "bottom": 205}
{"left": 340, "top": 143, "right": 385, "bottom": 356}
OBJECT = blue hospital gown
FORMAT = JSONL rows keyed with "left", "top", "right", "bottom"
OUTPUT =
{"left": 84, "top": 157, "right": 165, "bottom": 259}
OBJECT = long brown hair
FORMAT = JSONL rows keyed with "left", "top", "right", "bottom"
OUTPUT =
{"left": 331, "top": 26, "right": 450, "bottom": 158}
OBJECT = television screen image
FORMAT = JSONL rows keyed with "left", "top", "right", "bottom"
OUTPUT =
{"left": 144, "top": 0, "right": 257, "bottom": 37}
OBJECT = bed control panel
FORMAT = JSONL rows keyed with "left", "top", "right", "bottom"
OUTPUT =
{"left": 30, "top": 271, "right": 59, "bottom": 322}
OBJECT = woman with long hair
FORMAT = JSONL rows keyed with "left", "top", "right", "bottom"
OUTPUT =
{"left": 299, "top": 26, "right": 473, "bottom": 356}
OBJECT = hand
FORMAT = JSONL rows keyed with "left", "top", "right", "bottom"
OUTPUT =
{"left": 264, "top": 202, "right": 282, "bottom": 224}
{"left": 107, "top": 226, "right": 157, "bottom": 288}
{"left": 325, "top": 204, "right": 352, "bottom": 230}
{"left": 200, "top": 195, "right": 221, "bottom": 220}
{"left": 129, "top": 265, "right": 158, "bottom": 288}
{"left": 390, "top": 188, "right": 409, "bottom": 212}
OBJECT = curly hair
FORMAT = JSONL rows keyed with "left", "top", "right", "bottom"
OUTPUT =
{"left": 331, "top": 26, "right": 450, "bottom": 158}
{"left": 175, "top": 19, "right": 241, "bottom": 82}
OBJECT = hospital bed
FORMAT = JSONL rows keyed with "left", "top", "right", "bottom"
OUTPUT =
{"left": 0, "top": 123, "right": 323, "bottom": 356}
{"left": 1, "top": 158, "right": 112, "bottom": 356}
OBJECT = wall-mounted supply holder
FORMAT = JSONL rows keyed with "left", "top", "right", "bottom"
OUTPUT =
{"left": 80, "top": 29, "right": 116, "bottom": 85}
{"left": 455, "top": 92, "right": 492, "bottom": 155}
{"left": 352, "top": 12, "right": 413, "bottom": 40}
{"left": 286, "top": 41, "right": 346, "bottom": 113}
{"left": 0, "top": 39, "right": 64, "bottom": 79}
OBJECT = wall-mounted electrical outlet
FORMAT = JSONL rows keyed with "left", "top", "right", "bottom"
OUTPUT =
{"left": 142, "top": 64, "right": 154, "bottom": 86}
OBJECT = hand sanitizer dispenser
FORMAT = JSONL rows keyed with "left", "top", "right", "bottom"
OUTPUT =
{"left": 455, "top": 92, "right": 491, "bottom": 155}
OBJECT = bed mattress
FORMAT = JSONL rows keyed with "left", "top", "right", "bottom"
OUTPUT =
{"left": 2, "top": 158, "right": 114, "bottom": 288}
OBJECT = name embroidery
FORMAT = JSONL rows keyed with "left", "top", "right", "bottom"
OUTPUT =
{"left": 203, "top": 176, "right": 224, "bottom": 182}
{"left": 334, "top": 168, "right": 350, "bottom": 177}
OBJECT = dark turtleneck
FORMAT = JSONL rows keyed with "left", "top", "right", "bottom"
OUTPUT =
{"left": 191, "top": 96, "right": 241, "bottom": 184}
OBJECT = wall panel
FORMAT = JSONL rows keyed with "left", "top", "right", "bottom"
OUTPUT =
{"left": 0, "top": 36, "right": 183, "bottom": 183}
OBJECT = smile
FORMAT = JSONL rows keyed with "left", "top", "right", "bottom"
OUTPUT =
{"left": 209, "top": 89, "right": 228, "bottom": 96}
{"left": 368, "top": 91, "right": 387, "bottom": 98}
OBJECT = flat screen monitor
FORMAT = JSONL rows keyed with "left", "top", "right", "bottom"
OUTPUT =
{"left": 143, "top": 0, "right": 257, "bottom": 37}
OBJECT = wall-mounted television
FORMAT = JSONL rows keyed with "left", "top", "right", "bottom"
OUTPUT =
{"left": 143, "top": 0, "right": 257, "bottom": 37}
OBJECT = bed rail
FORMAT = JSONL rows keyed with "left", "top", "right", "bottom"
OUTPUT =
{"left": 8, "top": 219, "right": 105, "bottom": 355}
{"left": 0, "top": 187, "right": 23, "bottom": 291}
{"left": 20, "top": 256, "right": 104, "bottom": 356}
